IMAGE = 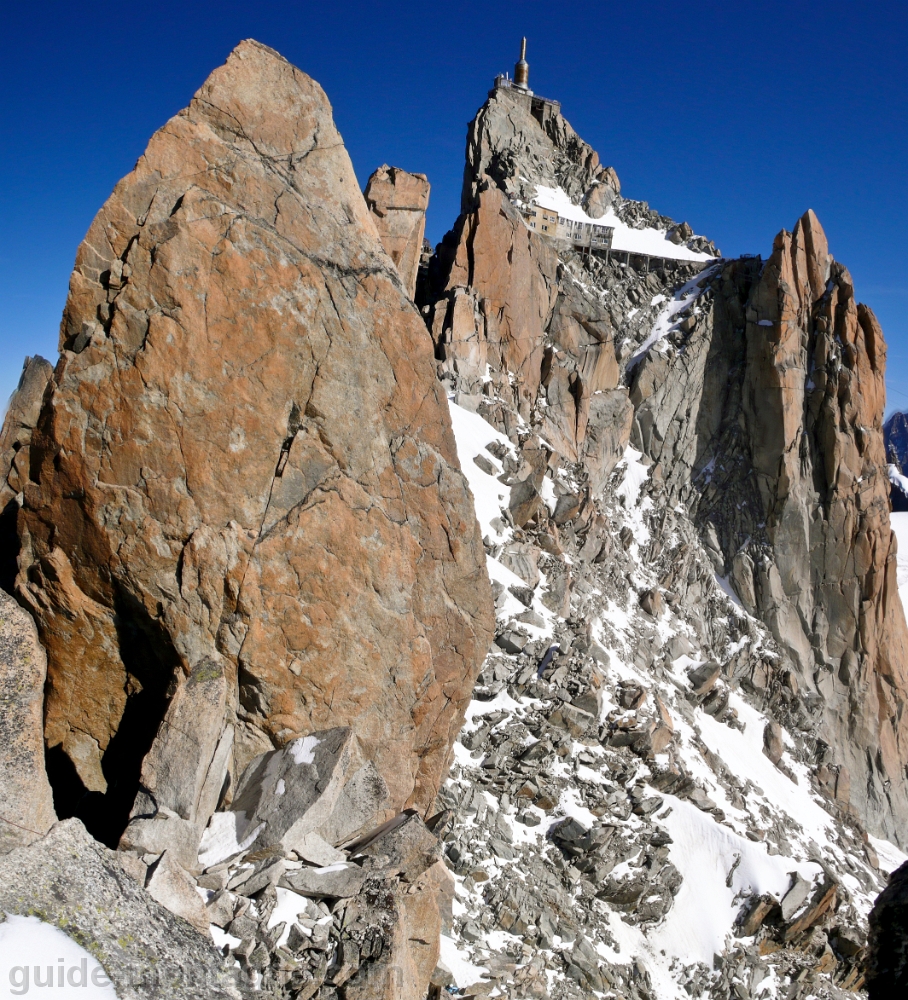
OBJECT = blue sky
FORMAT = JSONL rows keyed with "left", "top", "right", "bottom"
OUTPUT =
{"left": 2, "top": 1, "right": 906, "bottom": 414}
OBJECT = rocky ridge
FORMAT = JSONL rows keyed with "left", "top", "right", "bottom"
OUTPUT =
{"left": 417, "top": 86, "right": 908, "bottom": 997}
{"left": 0, "top": 37, "right": 905, "bottom": 1000}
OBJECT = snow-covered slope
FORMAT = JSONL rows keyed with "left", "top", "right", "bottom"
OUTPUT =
{"left": 890, "top": 510, "right": 908, "bottom": 616}
{"left": 534, "top": 185, "right": 716, "bottom": 263}
{"left": 437, "top": 375, "right": 904, "bottom": 1000}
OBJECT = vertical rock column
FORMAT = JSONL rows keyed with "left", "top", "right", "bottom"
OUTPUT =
{"left": 364, "top": 165, "right": 430, "bottom": 299}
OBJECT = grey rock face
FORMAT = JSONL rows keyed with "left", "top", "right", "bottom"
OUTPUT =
{"left": 461, "top": 87, "right": 619, "bottom": 214}
{"left": 0, "top": 819, "right": 243, "bottom": 998}
{"left": 630, "top": 218, "right": 908, "bottom": 847}
{"left": 0, "top": 588, "right": 56, "bottom": 852}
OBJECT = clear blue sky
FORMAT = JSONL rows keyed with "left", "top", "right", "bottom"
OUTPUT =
{"left": 2, "top": 1, "right": 906, "bottom": 414}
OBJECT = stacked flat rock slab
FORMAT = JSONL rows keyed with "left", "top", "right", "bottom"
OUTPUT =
{"left": 364, "top": 164, "right": 430, "bottom": 299}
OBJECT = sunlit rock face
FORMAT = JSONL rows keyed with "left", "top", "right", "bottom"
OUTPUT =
{"left": 15, "top": 39, "right": 492, "bottom": 858}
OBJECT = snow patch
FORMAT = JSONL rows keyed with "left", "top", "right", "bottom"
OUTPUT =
{"left": 438, "top": 933, "right": 490, "bottom": 989}
{"left": 533, "top": 186, "right": 716, "bottom": 263}
{"left": 447, "top": 402, "right": 515, "bottom": 542}
{"left": 198, "top": 813, "right": 267, "bottom": 869}
{"left": 289, "top": 735, "right": 321, "bottom": 765}
{"left": 627, "top": 267, "right": 721, "bottom": 370}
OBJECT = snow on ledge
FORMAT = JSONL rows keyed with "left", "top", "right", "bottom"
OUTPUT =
{"left": 533, "top": 185, "right": 716, "bottom": 263}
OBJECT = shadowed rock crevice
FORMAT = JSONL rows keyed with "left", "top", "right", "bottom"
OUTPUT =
{"left": 45, "top": 589, "right": 178, "bottom": 848}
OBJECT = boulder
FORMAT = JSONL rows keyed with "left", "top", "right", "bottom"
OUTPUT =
{"left": 509, "top": 477, "right": 544, "bottom": 527}
{"left": 782, "top": 878, "right": 837, "bottom": 941}
{"left": 364, "top": 165, "right": 430, "bottom": 299}
{"left": 0, "top": 819, "right": 242, "bottom": 998}
{"left": 14, "top": 40, "right": 493, "bottom": 859}
{"left": 0, "top": 588, "right": 56, "bottom": 852}
{"left": 763, "top": 721, "right": 784, "bottom": 765}
{"left": 198, "top": 727, "right": 380, "bottom": 866}
{"left": 351, "top": 811, "right": 441, "bottom": 879}
{"left": 279, "top": 862, "right": 367, "bottom": 899}
{"left": 867, "top": 861, "right": 908, "bottom": 998}
{"left": 497, "top": 541, "right": 541, "bottom": 588}
{"left": 687, "top": 661, "right": 722, "bottom": 697}
{"left": 779, "top": 872, "right": 812, "bottom": 921}
{"left": 145, "top": 850, "right": 211, "bottom": 933}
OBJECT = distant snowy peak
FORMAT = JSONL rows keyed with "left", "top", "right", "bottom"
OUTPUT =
{"left": 884, "top": 410, "right": 908, "bottom": 470}
{"left": 889, "top": 463, "right": 908, "bottom": 512}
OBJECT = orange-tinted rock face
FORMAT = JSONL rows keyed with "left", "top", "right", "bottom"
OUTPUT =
{"left": 364, "top": 165, "right": 430, "bottom": 299}
{"left": 439, "top": 188, "right": 560, "bottom": 419}
{"left": 15, "top": 40, "right": 492, "bottom": 849}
